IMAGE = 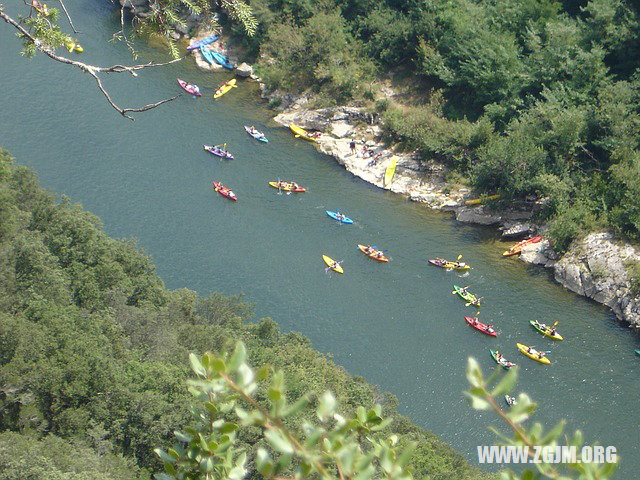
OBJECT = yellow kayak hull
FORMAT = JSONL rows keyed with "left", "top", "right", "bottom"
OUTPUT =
{"left": 323, "top": 255, "right": 343, "bottom": 274}
{"left": 384, "top": 156, "right": 397, "bottom": 187}
{"left": 357, "top": 244, "right": 388, "bottom": 262}
{"left": 290, "top": 124, "right": 315, "bottom": 142}
{"left": 214, "top": 79, "right": 237, "bottom": 98}
{"left": 516, "top": 343, "right": 551, "bottom": 364}
{"left": 465, "top": 194, "right": 501, "bottom": 206}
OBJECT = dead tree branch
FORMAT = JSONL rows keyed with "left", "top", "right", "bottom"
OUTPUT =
{"left": 57, "top": 0, "right": 78, "bottom": 33}
{"left": 0, "top": 6, "right": 182, "bottom": 120}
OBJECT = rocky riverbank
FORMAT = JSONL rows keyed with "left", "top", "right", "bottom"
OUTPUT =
{"left": 266, "top": 96, "right": 640, "bottom": 329}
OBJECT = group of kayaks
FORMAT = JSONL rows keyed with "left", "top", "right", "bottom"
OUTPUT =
{"left": 177, "top": 77, "right": 238, "bottom": 100}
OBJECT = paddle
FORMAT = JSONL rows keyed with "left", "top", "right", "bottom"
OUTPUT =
{"left": 465, "top": 296, "right": 483, "bottom": 307}
{"left": 324, "top": 259, "right": 344, "bottom": 272}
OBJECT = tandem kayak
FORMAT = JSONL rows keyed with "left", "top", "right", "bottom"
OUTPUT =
{"left": 187, "top": 33, "right": 220, "bottom": 51}
{"left": 326, "top": 210, "right": 353, "bottom": 224}
{"left": 323, "top": 255, "right": 343, "bottom": 274}
{"left": 357, "top": 244, "right": 388, "bottom": 262}
{"left": 384, "top": 156, "right": 397, "bottom": 188}
{"left": 453, "top": 285, "right": 480, "bottom": 305}
{"left": 203, "top": 145, "right": 234, "bottom": 159}
{"left": 212, "top": 182, "right": 237, "bottom": 201}
{"left": 516, "top": 343, "right": 551, "bottom": 364}
{"left": 464, "top": 194, "right": 501, "bottom": 206}
{"left": 268, "top": 181, "right": 306, "bottom": 192}
{"left": 428, "top": 258, "right": 470, "bottom": 270}
{"left": 65, "top": 41, "right": 83, "bottom": 53}
{"left": 503, "top": 235, "right": 543, "bottom": 257}
{"left": 490, "top": 350, "right": 516, "bottom": 369}
{"left": 199, "top": 45, "right": 216, "bottom": 65}
{"left": 177, "top": 78, "right": 202, "bottom": 96}
{"left": 529, "top": 320, "right": 563, "bottom": 341}
{"left": 464, "top": 316, "right": 497, "bottom": 336}
{"left": 290, "top": 124, "right": 316, "bottom": 141}
{"left": 244, "top": 126, "right": 268, "bottom": 142}
{"left": 214, "top": 79, "right": 237, "bottom": 99}
{"left": 211, "top": 50, "right": 234, "bottom": 69}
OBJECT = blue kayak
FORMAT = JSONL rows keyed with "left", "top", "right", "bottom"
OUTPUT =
{"left": 200, "top": 45, "right": 215, "bottom": 65}
{"left": 211, "top": 50, "right": 235, "bottom": 70}
{"left": 187, "top": 34, "right": 220, "bottom": 51}
{"left": 326, "top": 210, "right": 353, "bottom": 224}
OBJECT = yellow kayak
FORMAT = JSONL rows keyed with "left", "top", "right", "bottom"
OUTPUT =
{"left": 530, "top": 320, "right": 563, "bottom": 341}
{"left": 65, "top": 41, "right": 83, "bottom": 53}
{"left": 290, "top": 124, "right": 316, "bottom": 142}
{"left": 322, "top": 255, "right": 343, "bottom": 274}
{"left": 214, "top": 79, "right": 237, "bottom": 99}
{"left": 384, "top": 156, "right": 397, "bottom": 188}
{"left": 516, "top": 343, "right": 551, "bottom": 364}
{"left": 464, "top": 194, "right": 501, "bottom": 206}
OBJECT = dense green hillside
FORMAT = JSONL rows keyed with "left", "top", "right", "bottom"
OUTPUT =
{"left": 0, "top": 148, "right": 490, "bottom": 478}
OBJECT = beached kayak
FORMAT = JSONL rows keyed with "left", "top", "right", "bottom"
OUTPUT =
{"left": 464, "top": 194, "right": 501, "bottom": 206}
{"left": 214, "top": 79, "right": 237, "bottom": 99}
{"left": 453, "top": 285, "right": 480, "bottom": 305}
{"left": 290, "top": 124, "right": 316, "bottom": 141}
{"left": 199, "top": 45, "right": 216, "bottom": 65}
{"left": 177, "top": 78, "right": 202, "bottom": 96}
{"left": 490, "top": 350, "right": 516, "bottom": 369}
{"left": 203, "top": 145, "right": 234, "bottom": 159}
{"left": 323, "top": 255, "right": 343, "bottom": 274}
{"left": 503, "top": 236, "right": 543, "bottom": 257}
{"left": 384, "top": 156, "right": 397, "bottom": 187}
{"left": 428, "top": 258, "right": 471, "bottom": 270}
{"left": 187, "top": 34, "right": 220, "bottom": 51}
{"left": 244, "top": 126, "right": 268, "bottom": 142}
{"left": 211, "top": 50, "right": 234, "bottom": 69}
{"left": 464, "top": 316, "right": 497, "bottom": 336}
{"left": 529, "top": 320, "right": 563, "bottom": 340}
{"left": 326, "top": 210, "right": 353, "bottom": 224}
{"left": 516, "top": 342, "right": 551, "bottom": 364}
{"left": 268, "top": 181, "right": 306, "bottom": 192}
{"left": 357, "top": 244, "right": 389, "bottom": 262}
{"left": 212, "top": 181, "right": 237, "bottom": 201}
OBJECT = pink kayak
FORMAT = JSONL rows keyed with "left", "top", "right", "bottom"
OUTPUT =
{"left": 177, "top": 78, "right": 201, "bottom": 96}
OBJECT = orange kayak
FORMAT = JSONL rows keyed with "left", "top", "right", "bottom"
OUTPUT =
{"left": 503, "top": 236, "right": 542, "bottom": 257}
{"left": 357, "top": 244, "right": 388, "bottom": 262}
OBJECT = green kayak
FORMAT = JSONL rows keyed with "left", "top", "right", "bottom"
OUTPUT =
{"left": 453, "top": 285, "right": 480, "bottom": 306}
{"left": 490, "top": 350, "right": 516, "bottom": 369}
{"left": 529, "top": 320, "right": 563, "bottom": 341}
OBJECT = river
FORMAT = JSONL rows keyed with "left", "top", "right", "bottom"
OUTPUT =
{"left": 1, "top": 1, "right": 639, "bottom": 477}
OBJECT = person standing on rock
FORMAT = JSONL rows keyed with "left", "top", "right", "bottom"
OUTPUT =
{"left": 349, "top": 139, "right": 356, "bottom": 155}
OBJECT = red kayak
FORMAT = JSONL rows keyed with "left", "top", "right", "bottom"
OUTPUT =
{"left": 212, "top": 181, "right": 237, "bottom": 201}
{"left": 177, "top": 78, "right": 202, "bottom": 97}
{"left": 464, "top": 316, "right": 497, "bottom": 336}
{"left": 503, "top": 235, "right": 543, "bottom": 257}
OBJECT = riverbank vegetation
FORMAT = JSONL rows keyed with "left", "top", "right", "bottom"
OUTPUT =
{"left": 0, "top": 148, "right": 490, "bottom": 478}
{"left": 217, "top": 0, "right": 640, "bottom": 252}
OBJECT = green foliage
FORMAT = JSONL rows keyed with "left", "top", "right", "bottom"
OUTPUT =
{"left": 465, "top": 358, "right": 618, "bottom": 479}
{"left": 623, "top": 259, "right": 640, "bottom": 295}
{"left": 547, "top": 201, "right": 600, "bottom": 253}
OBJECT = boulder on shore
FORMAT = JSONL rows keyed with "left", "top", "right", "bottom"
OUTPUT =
{"left": 236, "top": 62, "right": 253, "bottom": 77}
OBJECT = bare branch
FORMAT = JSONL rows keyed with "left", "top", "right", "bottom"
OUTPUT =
{"left": 0, "top": 6, "right": 182, "bottom": 120}
{"left": 57, "top": 0, "right": 79, "bottom": 33}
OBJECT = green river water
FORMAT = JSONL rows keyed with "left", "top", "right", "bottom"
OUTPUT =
{"left": 2, "top": 2, "right": 639, "bottom": 476}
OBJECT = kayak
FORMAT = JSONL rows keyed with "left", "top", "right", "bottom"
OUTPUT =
{"left": 490, "top": 350, "right": 516, "bottom": 369}
{"left": 200, "top": 45, "right": 216, "bottom": 65}
{"left": 187, "top": 34, "right": 220, "bottom": 51}
{"left": 516, "top": 342, "right": 551, "bottom": 364}
{"left": 65, "top": 41, "right": 83, "bottom": 53}
{"left": 323, "top": 255, "right": 343, "bottom": 274}
{"left": 290, "top": 124, "right": 316, "bottom": 142}
{"left": 268, "top": 181, "right": 306, "bottom": 192}
{"left": 212, "top": 182, "right": 237, "bottom": 201}
{"left": 505, "top": 395, "right": 517, "bottom": 406}
{"left": 464, "top": 316, "right": 497, "bottom": 337}
{"left": 464, "top": 194, "right": 501, "bottom": 206}
{"left": 177, "top": 78, "right": 202, "bottom": 96}
{"left": 326, "top": 210, "right": 353, "bottom": 224}
{"left": 384, "top": 156, "right": 397, "bottom": 187}
{"left": 529, "top": 320, "right": 563, "bottom": 341}
{"left": 357, "top": 244, "right": 389, "bottom": 263}
{"left": 636, "top": 349, "right": 640, "bottom": 357}
{"left": 503, "top": 235, "right": 543, "bottom": 257}
{"left": 32, "top": 1, "right": 49, "bottom": 15}
{"left": 244, "top": 126, "right": 268, "bottom": 142}
{"left": 453, "top": 285, "right": 480, "bottom": 305}
{"left": 203, "top": 145, "right": 234, "bottom": 160}
{"left": 428, "top": 258, "right": 471, "bottom": 270}
{"left": 214, "top": 79, "right": 237, "bottom": 99}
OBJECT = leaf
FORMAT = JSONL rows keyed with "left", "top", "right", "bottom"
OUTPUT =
{"left": 228, "top": 342, "right": 246, "bottom": 372}
{"left": 189, "top": 353, "right": 206, "bottom": 377}
{"left": 173, "top": 431, "right": 192, "bottom": 443}
{"left": 154, "top": 448, "right": 177, "bottom": 464}
{"left": 199, "top": 456, "right": 214, "bottom": 473}
{"left": 154, "top": 474, "right": 176, "bottom": 480}
{"left": 491, "top": 367, "right": 517, "bottom": 396}
{"left": 283, "top": 395, "right": 309, "bottom": 417}
{"left": 219, "top": 422, "right": 238, "bottom": 434}
{"left": 256, "top": 448, "right": 273, "bottom": 476}
{"left": 541, "top": 420, "right": 566, "bottom": 445}
{"left": 317, "top": 391, "right": 336, "bottom": 421}
{"left": 356, "top": 405, "right": 367, "bottom": 423}
{"left": 265, "top": 429, "right": 294, "bottom": 454}
{"left": 466, "top": 357, "right": 484, "bottom": 388}
{"left": 464, "top": 392, "right": 491, "bottom": 410}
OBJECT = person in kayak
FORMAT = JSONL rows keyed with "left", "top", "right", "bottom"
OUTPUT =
{"left": 486, "top": 325, "right": 495, "bottom": 334}
{"left": 375, "top": 251, "right": 384, "bottom": 259}
{"left": 330, "top": 261, "right": 339, "bottom": 270}
{"left": 460, "top": 286, "right": 470, "bottom": 294}
{"left": 291, "top": 181, "right": 299, "bottom": 190}
{"left": 192, "top": 84, "right": 200, "bottom": 95}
